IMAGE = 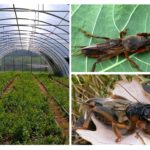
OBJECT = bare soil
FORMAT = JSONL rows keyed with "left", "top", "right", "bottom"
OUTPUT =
{"left": 2, "top": 77, "right": 16, "bottom": 95}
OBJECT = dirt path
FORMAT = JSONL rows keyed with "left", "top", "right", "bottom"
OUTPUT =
{"left": 33, "top": 76, "right": 69, "bottom": 144}
{"left": 2, "top": 77, "right": 16, "bottom": 95}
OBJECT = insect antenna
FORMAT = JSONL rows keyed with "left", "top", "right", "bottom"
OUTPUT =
{"left": 72, "top": 46, "right": 84, "bottom": 56}
{"left": 116, "top": 82, "right": 141, "bottom": 103}
{"left": 76, "top": 100, "right": 94, "bottom": 107}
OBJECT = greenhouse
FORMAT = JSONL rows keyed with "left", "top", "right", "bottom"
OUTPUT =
{"left": 0, "top": 4, "right": 69, "bottom": 76}
{"left": 0, "top": 4, "right": 69, "bottom": 145}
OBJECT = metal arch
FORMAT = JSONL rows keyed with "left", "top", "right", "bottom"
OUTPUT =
{"left": 0, "top": 24, "right": 69, "bottom": 47}
{"left": 0, "top": 49, "right": 55, "bottom": 74}
{"left": 0, "top": 8, "right": 69, "bottom": 47}
{"left": 0, "top": 47, "right": 69, "bottom": 76}
{"left": 0, "top": 18, "right": 69, "bottom": 35}
{"left": 0, "top": 36, "right": 68, "bottom": 56}
{"left": 0, "top": 7, "right": 69, "bottom": 23}
{"left": 0, "top": 39, "right": 67, "bottom": 67}
{"left": 0, "top": 40, "right": 69, "bottom": 71}
{"left": 39, "top": 51, "right": 68, "bottom": 76}
{"left": 0, "top": 6, "right": 69, "bottom": 45}
{"left": 0, "top": 41, "right": 69, "bottom": 76}
{"left": 0, "top": 32, "right": 68, "bottom": 57}
{"left": 0, "top": 8, "right": 69, "bottom": 52}
{"left": 0, "top": 46, "right": 41, "bottom": 59}
{"left": 0, "top": 35, "right": 68, "bottom": 57}
{"left": 0, "top": 5, "right": 69, "bottom": 76}
{"left": 0, "top": 49, "right": 52, "bottom": 74}
{"left": 0, "top": 27, "right": 67, "bottom": 49}
{"left": 0, "top": 32, "right": 68, "bottom": 56}
{"left": 0, "top": 29, "right": 68, "bottom": 56}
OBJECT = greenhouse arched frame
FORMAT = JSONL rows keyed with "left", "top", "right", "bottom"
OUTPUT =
{"left": 0, "top": 4, "right": 69, "bottom": 76}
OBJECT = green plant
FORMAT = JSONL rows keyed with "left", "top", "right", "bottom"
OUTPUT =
{"left": 36, "top": 73, "right": 69, "bottom": 112}
{"left": 0, "top": 72, "right": 64, "bottom": 144}
{"left": 0, "top": 72, "right": 17, "bottom": 95}
{"left": 72, "top": 5, "right": 150, "bottom": 72}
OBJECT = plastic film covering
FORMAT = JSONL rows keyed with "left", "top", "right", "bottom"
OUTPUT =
{"left": 0, "top": 4, "right": 69, "bottom": 76}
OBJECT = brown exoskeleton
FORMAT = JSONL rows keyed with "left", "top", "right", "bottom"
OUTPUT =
{"left": 75, "top": 97, "right": 150, "bottom": 142}
{"left": 80, "top": 29, "right": 150, "bottom": 71}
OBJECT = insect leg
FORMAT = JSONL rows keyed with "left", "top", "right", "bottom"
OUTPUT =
{"left": 91, "top": 54, "right": 104, "bottom": 71}
{"left": 80, "top": 28, "right": 110, "bottom": 40}
{"left": 123, "top": 121, "right": 135, "bottom": 135}
{"left": 120, "top": 29, "right": 128, "bottom": 38}
{"left": 143, "top": 120, "right": 150, "bottom": 134}
{"left": 92, "top": 106, "right": 129, "bottom": 142}
{"left": 124, "top": 51, "right": 141, "bottom": 71}
{"left": 112, "top": 122, "right": 131, "bottom": 142}
{"left": 75, "top": 112, "right": 93, "bottom": 130}
{"left": 112, "top": 124, "right": 122, "bottom": 142}
{"left": 91, "top": 52, "right": 121, "bottom": 71}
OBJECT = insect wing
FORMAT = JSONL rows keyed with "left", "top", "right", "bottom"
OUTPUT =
{"left": 81, "top": 43, "right": 124, "bottom": 58}
{"left": 81, "top": 44, "right": 102, "bottom": 58}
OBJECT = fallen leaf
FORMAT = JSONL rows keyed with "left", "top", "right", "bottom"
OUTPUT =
{"left": 76, "top": 114, "right": 150, "bottom": 145}
{"left": 76, "top": 79, "right": 150, "bottom": 144}
{"left": 112, "top": 79, "right": 150, "bottom": 103}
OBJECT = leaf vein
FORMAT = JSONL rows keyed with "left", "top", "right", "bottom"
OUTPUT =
{"left": 87, "top": 5, "right": 103, "bottom": 71}
{"left": 99, "top": 54, "right": 137, "bottom": 72}
{"left": 122, "top": 5, "right": 139, "bottom": 30}
{"left": 72, "top": 5, "right": 81, "bottom": 17}
{"left": 112, "top": 5, "right": 120, "bottom": 32}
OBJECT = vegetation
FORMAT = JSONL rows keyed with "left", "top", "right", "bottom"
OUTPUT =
{"left": 35, "top": 73, "right": 69, "bottom": 113}
{"left": 72, "top": 75, "right": 150, "bottom": 116}
{"left": 72, "top": 75, "right": 150, "bottom": 144}
{"left": 0, "top": 72, "right": 17, "bottom": 96}
{"left": 52, "top": 76, "right": 69, "bottom": 87}
{"left": 0, "top": 72, "right": 65, "bottom": 144}
{"left": 72, "top": 5, "right": 150, "bottom": 72}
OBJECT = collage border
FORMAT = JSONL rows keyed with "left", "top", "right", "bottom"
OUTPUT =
{"left": 0, "top": 0, "right": 150, "bottom": 149}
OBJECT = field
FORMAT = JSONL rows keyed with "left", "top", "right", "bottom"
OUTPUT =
{"left": 0, "top": 72, "right": 69, "bottom": 144}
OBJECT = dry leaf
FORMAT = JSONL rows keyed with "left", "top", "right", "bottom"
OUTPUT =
{"left": 76, "top": 115, "right": 150, "bottom": 145}
{"left": 112, "top": 79, "right": 150, "bottom": 103}
{"left": 76, "top": 79, "right": 150, "bottom": 144}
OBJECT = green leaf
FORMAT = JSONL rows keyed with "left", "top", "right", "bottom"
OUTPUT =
{"left": 71, "top": 5, "right": 150, "bottom": 72}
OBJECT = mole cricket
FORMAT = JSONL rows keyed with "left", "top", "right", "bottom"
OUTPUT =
{"left": 79, "top": 29, "right": 150, "bottom": 71}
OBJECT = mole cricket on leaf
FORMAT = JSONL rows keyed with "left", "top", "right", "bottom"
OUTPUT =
{"left": 79, "top": 28, "right": 150, "bottom": 72}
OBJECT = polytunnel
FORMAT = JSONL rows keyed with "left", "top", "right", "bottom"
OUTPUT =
{"left": 0, "top": 4, "right": 69, "bottom": 76}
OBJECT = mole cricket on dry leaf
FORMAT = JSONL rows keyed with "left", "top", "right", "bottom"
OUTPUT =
{"left": 75, "top": 97, "right": 150, "bottom": 143}
{"left": 79, "top": 28, "right": 150, "bottom": 72}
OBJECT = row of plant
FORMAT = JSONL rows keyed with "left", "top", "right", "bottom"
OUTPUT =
{"left": 35, "top": 73, "right": 69, "bottom": 114}
{"left": 0, "top": 72, "right": 64, "bottom": 144}
{"left": 51, "top": 76, "right": 69, "bottom": 87}
{"left": 0, "top": 72, "right": 17, "bottom": 95}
